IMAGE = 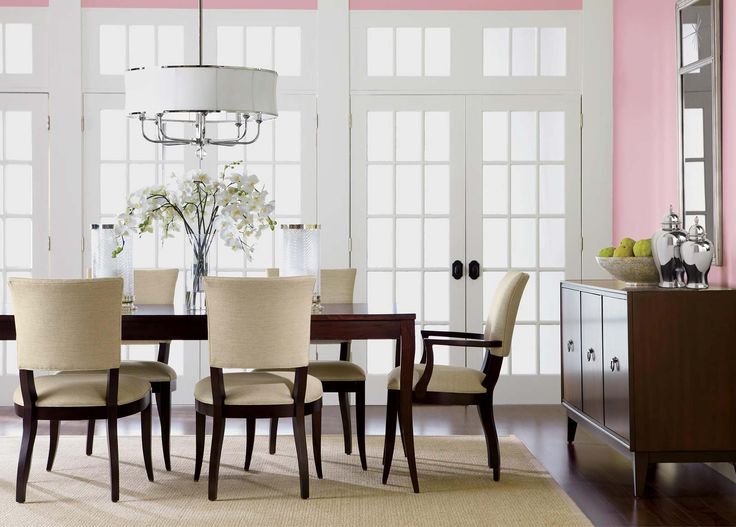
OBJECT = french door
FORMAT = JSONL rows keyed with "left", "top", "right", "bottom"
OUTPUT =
{"left": 0, "top": 93, "right": 48, "bottom": 402}
{"left": 352, "top": 94, "right": 581, "bottom": 404}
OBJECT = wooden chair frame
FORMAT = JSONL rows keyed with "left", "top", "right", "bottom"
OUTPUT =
{"left": 85, "top": 342, "right": 176, "bottom": 470}
{"left": 194, "top": 366, "right": 323, "bottom": 500}
{"left": 14, "top": 368, "right": 153, "bottom": 503}
{"left": 268, "top": 341, "right": 367, "bottom": 470}
{"left": 383, "top": 330, "right": 504, "bottom": 484}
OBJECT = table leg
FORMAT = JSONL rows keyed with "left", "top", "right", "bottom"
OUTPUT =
{"left": 398, "top": 319, "right": 419, "bottom": 493}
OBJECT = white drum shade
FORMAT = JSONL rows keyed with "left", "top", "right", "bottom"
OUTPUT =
{"left": 124, "top": 65, "right": 278, "bottom": 118}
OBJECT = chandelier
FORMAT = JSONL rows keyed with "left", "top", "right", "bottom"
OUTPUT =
{"left": 124, "top": 0, "right": 278, "bottom": 159}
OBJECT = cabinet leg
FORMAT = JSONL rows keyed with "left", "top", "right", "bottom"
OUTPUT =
{"left": 632, "top": 452, "right": 649, "bottom": 497}
{"left": 567, "top": 417, "right": 578, "bottom": 443}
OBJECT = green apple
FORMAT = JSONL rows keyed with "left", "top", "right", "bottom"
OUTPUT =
{"left": 633, "top": 239, "right": 652, "bottom": 257}
{"left": 598, "top": 246, "right": 615, "bottom": 257}
{"left": 613, "top": 246, "right": 634, "bottom": 257}
{"left": 619, "top": 237, "right": 636, "bottom": 249}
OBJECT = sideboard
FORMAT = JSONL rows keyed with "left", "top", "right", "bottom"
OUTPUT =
{"left": 560, "top": 280, "right": 736, "bottom": 496}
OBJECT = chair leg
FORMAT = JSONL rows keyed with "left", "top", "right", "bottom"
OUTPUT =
{"left": 477, "top": 401, "right": 500, "bottom": 481}
{"left": 46, "top": 419, "right": 59, "bottom": 472}
{"left": 292, "top": 411, "right": 310, "bottom": 499}
{"left": 382, "top": 390, "right": 399, "bottom": 484}
{"left": 244, "top": 418, "right": 255, "bottom": 471}
{"left": 141, "top": 403, "right": 154, "bottom": 482}
{"left": 397, "top": 411, "right": 408, "bottom": 458}
{"left": 194, "top": 411, "right": 205, "bottom": 482}
{"left": 107, "top": 416, "right": 120, "bottom": 502}
{"left": 208, "top": 413, "right": 226, "bottom": 501}
{"left": 337, "top": 391, "right": 352, "bottom": 455}
{"left": 86, "top": 419, "right": 95, "bottom": 456}
{"left": 269, "top": 417, "right": 278, "bottom": 455}
{"left": 16, "top": 414, "right": 37, "bottom": 503}
{"left": 312, "top": 408, "right": 323, "bottom": 479}
{"left": 155, "top": 388, "right": 172, "bottom": 471}
{"left": 356, "top": 384, "right": 367, "bottom": 471}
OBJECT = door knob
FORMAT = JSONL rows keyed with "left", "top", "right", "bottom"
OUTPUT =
{"left": 451, "top": 260, "right": 464, "bottom": 280}
{"left": 610, "top": 357, "right": 620, "bottom": 372}
{"left": 567, "top": 339, "right": 574, "bottom": 353}
{"left": 587, "top": 348, "right": 595, "bottom": 361}
{"left": 468, "top": 260, "right": 480, "bottom": 280}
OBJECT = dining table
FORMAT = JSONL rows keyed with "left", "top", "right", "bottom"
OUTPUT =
{"left": 0, "top": 302, "right": 422, "bottom": 493}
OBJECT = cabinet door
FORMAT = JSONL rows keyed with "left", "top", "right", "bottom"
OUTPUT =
{"left": 581, "top": 292, "right": 604, "bottom": 423}
{"left": 561, "top": 287, "right": 582, "bottom": 409}
{"left": 603, "top": 296, "right": 630, "bottom": 441}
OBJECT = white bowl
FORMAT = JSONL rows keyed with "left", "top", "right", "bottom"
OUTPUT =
{"left": 595, "top": 257, "right": 659, "bottom": 286}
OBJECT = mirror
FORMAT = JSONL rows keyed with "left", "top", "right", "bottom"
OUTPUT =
{"left": 677, "top": 0, "right": 722, "bottom": 264}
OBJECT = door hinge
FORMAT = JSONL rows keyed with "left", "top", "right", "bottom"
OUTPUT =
{"left": 348, "top": 237, "right": 353, "bottom": 253}
{"left": 579, "top": 112, "right": 584, "bottom": 129}
{"left": 348, "top": 113, "right": 352, "bottom": 129}
{"left": 47, "top": 115, "right": 50, "bottom": 131}
{"left": 315, "top": 113, "right": 319, "bottom": 129}
{"left": 581, "top": 237, "right": 584, "bottom": 251}
{"left": 81, "top": 235, "right": 85, "bottom": 253}
{"left": 47, "top": 236, "right": 51, "bottom": 251}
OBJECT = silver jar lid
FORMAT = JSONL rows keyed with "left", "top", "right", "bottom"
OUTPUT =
{"left": 661, "top": 205, "right": 681, "bottom": 230}
{"left": 687, "top": 216, "right": 706, "bottom": 242}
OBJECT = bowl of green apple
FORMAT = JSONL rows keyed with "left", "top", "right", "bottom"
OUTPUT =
{"left": 595, "top": 237, "right": 659, "bottom": 286}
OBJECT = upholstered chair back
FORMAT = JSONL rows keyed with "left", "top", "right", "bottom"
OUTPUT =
{"left": 264, "top": 268, "right": 355, "bottom": 303}
{"left": 134, "top": 268, "right": 179, "bottom": 304}
{"left": 484, "top": 272, "right": 529, "bottom": 358}
{"left": 9, "top": 278, "right": 123, "bottom": 371}
{"left": 204, "top": 276, "right": 314, "bottom": 369}
{"left": 320, "top": 269, "right": 356, "bottom": 304}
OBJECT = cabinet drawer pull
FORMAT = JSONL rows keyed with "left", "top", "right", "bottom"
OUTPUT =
{"left": 567, "top": 339, "right": 574, "bottom": 353}
{"left": 610, "top": 357, "right": 620, "bottom": 372}
{"left": 587, "top": 348, "right": 595, "bottom": 361}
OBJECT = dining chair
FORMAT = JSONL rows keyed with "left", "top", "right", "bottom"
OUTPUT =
{"left": 266, "top": 268, "right": 367, "bottom": 470}
{"left": 10, "top": 278, "right": 153, "bottom": 503}
{"left": 194, "top": 276, "right": 323, "bottom": 500}
{"left": 382, "top": 271, "right": 529, "bottom": 484}
{"left": 83, "top": 268, "right": 179, "bottom": 471}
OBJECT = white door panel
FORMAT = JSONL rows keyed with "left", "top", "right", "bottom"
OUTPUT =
{"left": 351, "top": 95, "right": 466, "bottom": 404}
{"left": 0, "top": 92, "right": 48, "bottom": 402}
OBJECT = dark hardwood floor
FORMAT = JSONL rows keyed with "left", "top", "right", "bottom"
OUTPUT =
{"left": 1, "top": 404, "right": 735, "bottom": 526}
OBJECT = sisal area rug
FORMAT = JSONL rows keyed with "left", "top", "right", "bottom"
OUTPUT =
{"left": 0, "top": 434, "right": 591, "bottom": 526}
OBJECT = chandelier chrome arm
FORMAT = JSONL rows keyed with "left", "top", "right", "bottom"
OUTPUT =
{"left": 207, "top": 117, "right": 263, "bottom": 146}
{"left": 138, "top": 115, "right": 189, "bottom": 146}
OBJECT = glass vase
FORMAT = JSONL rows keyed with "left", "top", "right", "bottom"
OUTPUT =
{"left": 280, "top": 224, "right": 321, "bottom": 311}
{"left": 185, "top": 235, "right": 210, "bottom": 311}
{"left": 90, "top": 223, "right": 134, "bottom": 310}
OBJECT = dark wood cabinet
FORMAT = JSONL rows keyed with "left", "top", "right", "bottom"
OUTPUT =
{"left": 581, "top": 292, "right": 604, "bottom": 423}
{"left": 561, "top": 280, "right": 736, "bottom": 496}
{"left": 602, "top": 296, "right": 630, "bottom": 441}
{"left": 561, "top": 288, "right": 582, "bottom": 411}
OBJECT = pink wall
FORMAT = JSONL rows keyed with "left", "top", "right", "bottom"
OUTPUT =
{"left": 350, "top": 0, "right": 581, "bottom": 10}
{"left": 613, "top": 0, "right": 734, "bottom": 285}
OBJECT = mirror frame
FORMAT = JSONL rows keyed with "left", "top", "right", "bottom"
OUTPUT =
{"left": 676, "top": 0, "right": 722, "bottom": 265}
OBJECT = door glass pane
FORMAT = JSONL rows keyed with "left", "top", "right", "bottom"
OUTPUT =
{"left": 396, "top": 27, "right": 422, "bottom": 77}
{"left": 425, "top": 165, "right": 449, "bottom": 214}
{"left": 540, "top": 28, "right": 566, "bottom": 76}
{"left": 395, "top": 164, "right": 421, "bottom": 214}
{"left": 511, "top": 28, "right": 537, "bottom": 76}
{"left": 511, "top": 111, "right": 536, "bottom": 161}
{"left": 510, "top": 165, "right": 536, "bottom": 214}
{"left": 367, "top": 28, "right": 393, "bottom": 77}
{"left": 424, "top": 28, "right": 450, "bottom": 77}
{"left": 484, "top": 28, "right": 509, "bottom": 76}
{"left": 511, "top": 218, "right": 536, "bottom": 267}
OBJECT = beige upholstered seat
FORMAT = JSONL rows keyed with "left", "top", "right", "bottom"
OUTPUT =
{"left": 76, "top": 268, "right": 179, "bottom": 472}
{"left": 264, "top": 267, "right": 365, "bottom": 467}
{"left": 194, "top": 371, "right": 322, "bottom": 406}
{"left": 387, "top": 364, "right": 485, "bottom": 394}
{"left": 124, "top": 268, "right": 179, "bottom": 347}
{"left": 9, "top": 278, "right": 153, "bottom": 503}
{"left": 14, "top": 373, "right": 150, "bottom": 407}
{"left": 308, "top": 360, "right": 366, "bottom": 381}
{"left": 195, "top": 276, "right": 321, "bottom": 500}
{"left": 119, "top": 361, "right": 176, "bottom": 382}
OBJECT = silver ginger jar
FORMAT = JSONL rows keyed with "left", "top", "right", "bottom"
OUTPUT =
{"left": 651, "top": 206, "right": 687, "bottom": 288}
{"left": 681, "top": 216, "right": 713, "bottom": 289}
